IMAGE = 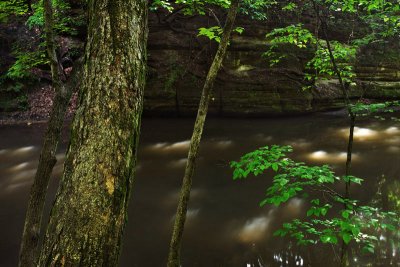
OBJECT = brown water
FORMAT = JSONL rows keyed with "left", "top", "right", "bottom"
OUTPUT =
{"left": 0, "top": 114, "right": 399, "bottom": 267}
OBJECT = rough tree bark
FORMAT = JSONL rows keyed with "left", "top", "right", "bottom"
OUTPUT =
{"left": 167, "top": 0, "right": 240, "bottom": 266}
{"left": 18, "top": 0, "right": 80, "bottom": 266}
{"left": 37, "top": 0, "right": 148, "bottom": 265}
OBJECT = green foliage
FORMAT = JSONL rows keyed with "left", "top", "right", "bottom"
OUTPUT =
{"left": 388, "top": 181, "right": 400, "bottom": 211}
{"left": 0, "top": 0, "right": 29, "bottom": 23}
{"left": 231, "top": 145, "right": 292, "bottom": 180}
{"left": 305, "top": 41, "right": 357, "bottom": 84}
{"left": 198, "top": 26, "right": 224, "bottom": 42}
{"left": 264, "top": 23, "right": 357, "bottom": 88}
{"left": 151, "top": 0, "right": 277, "bottom": 20}
{"left": 1, "top": 0, "right": 77, "bottom": 89}
{"left": 281, "top": 2, "right": 297, "bottom": 11}
{"left": 264, "top": 24, "right": 316, "bottom": 67}
{"left": 266, "top": 24, "right": 316, "bottom": 49}
{"left": 263, "top": 0, "right": 400, "bottom": 94}
{"left": 323, "top": 0, "right": 400, "bottom": 40}
{"left": 150, "top": 0, "right": 175, "bottom": 12}
{"left": 350, "top": 100, "right": 400, "bottom": 116}
{"left": 152, "top": 0, "right": 232, "bottom": 15}
{"left": 0, "top": 0, "right": 75, "bottom": 34}
{"left": 16, "top": 94, "right": 29, "bottom": 110}
{"left": 231, "top": 145, "right": 400, "bottom": 254}
{"left": 198, "top": 26, "right": 243, "bottom": 42}
{"left": 6, "top": 49, "right": 48, "bottom": 80}
{"left": 0, "top": 93, "right": 28, "bottom": 111}
{"left": 26, "top": 0, "right": 76, "bottom": 34}
{"left": 240, "top": 0, "right": 277, "bottom": 20}
{"left": 164, "top": 64, "right": 184, "bottom": 94}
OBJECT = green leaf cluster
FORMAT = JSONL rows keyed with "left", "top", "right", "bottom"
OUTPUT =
{"left": 230, "top": 145, "right": 292, "bottom": 179}
{"left": 26, "top": 0, "right": 77, "bottom": 34}
{"left": 198, "top": 26, "right": 244, "bottom": 42}
{"left": 0, "top": 0, "right": 29, "bottom": 23}
{"left": 264, "top": 24, "right": 316, "bottom": 67}
{"left": 231, "top": 145, "right": 400, "bottom": 254}
{"left": 305, "top": 41, "right": 356, "bottom": 84}
{"left": 350, "top": 101, "right": 400, "bottom": 116}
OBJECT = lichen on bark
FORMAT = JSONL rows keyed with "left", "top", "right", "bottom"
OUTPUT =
{"left": 37, "top": 0, "right": 148, "bottom": 265}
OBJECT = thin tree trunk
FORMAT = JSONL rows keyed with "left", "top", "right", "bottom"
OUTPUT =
{"left": 310, "top": 2, "right": 357, "bottom": 266}
{"left": 37, "top": 0, "right": 148, "bottom": 265}
{"left": 26, "top": 0, "right": 33, "bottom": 12}
{"left": 18, "top": 0, "right": 78, "bottom": 265}
{"left": 167, "top": 1, "right": 240, "bottom": 266}
{"left": 339, "top": 114, "right": 355, "bottom": 267}
{"left": 345, "top": 116, "right": 355, "bottom": 184}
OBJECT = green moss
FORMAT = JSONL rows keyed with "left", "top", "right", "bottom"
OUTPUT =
{"left": 164, "top": 65, "right": 184, "bottom": 95}
{"left": 365, "top": 82, "right": 400, "bottom": 98}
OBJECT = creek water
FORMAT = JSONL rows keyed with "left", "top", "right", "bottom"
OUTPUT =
{"left": 0, "top": 113, "right": 399, "bottom": 267}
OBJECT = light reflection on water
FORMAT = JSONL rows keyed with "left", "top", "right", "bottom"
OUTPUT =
{"left": 307, "top": 150, "right": 360, "bottom": 163}
{"left": 238, "top": 210, "right": 275, "bottom": 244}
{"left": 146, "top": 140, "right": 190, "bottom": 154}
{"left": 0, "top": 115, "right": 399, "bottom": 266}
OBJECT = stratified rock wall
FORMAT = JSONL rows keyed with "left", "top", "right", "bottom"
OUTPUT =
{"left": 144, "top": 10, "right": 400, "bottom": 116}
{"left": 1, "top": 4, "right": 399, "bottom": 115}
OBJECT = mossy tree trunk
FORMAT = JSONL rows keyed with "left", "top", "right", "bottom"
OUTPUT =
{"left": 18, "top": 0, "right": 80, "bottom": 266}
{"left": 37, "top": 0, "right": 148, "bottom": 265}
{"left": 167, "top": 1, "right": 240, "bottom": 266}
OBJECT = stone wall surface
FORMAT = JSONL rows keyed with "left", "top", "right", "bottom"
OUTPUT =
{"left": 144, "top": 9, "right": 400, "bottom": 116}
{"left": 1, "top": 5, "right": 400, "bottom": 115}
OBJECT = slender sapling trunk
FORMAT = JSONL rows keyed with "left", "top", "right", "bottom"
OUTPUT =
{"left": 167, "top": 1, "right": 240, "bottom": 266}
{"left": 18, "top": 1, "right": 80, "bottom": 265}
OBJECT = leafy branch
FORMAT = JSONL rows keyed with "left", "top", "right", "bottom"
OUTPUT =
{"left": 231, "top": 145, "right": 400, "bottom": 255}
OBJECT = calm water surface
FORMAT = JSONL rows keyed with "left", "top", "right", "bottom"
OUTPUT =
{"left": 0, "top": 114, "right": 399, "bottom": 266}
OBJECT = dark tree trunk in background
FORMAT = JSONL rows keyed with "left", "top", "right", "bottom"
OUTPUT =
{"left": 26, "top": 0, "right": 32, "bottom": 12}
{"left": 37, "top": 0, "right": 148, "bottom": 265}
{"left": 18, "top": 0, "right": 79, "bottom": 265}
{"left": 310, "top": 1, "right": 357, "bottom": 266}
{"left": 167, "top": 0, "right": 240, "bottom": 266}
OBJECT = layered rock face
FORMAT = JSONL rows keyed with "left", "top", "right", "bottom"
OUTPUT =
{"left": 145, "top": 11, "right": 400, "bottom": 116}
{"left": 1, "top": 6, "right": 399, "bottom": 116}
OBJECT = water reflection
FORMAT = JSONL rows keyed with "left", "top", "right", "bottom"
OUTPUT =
{"left": 215, "top": 140, "right": 234, "bottom": 149}
{"left": 238, "top": 214, "right": 273, "bottom": 243}
{"left": 287, "top": 139, "right": 311, "bottom": 150}
{"left": 273, "top": 252, "right": 304, "bottom": 267}
{"left": 385, "top": 126, "right": 400, "bottom": 134}
{"left": 8, "top": 162, "right": 30, "bottom": 172}
{"left": 168, "top": 158, "right": 188, "bottom": 168}
{"left": 387, "top": 146, "right": 400, "bottom": 153}
{"left": 338, "top": 125, "right": 400, "bottom": 143}
{"left": 307, "top": 150, "right": 359, "bottom": 163}
{"left": 10, "top": 146, "right": 37, "bottom": 156}
{"left": 253, "top": 134, "right": 274, "bottom": 143}
{"left": 282, "top": 198, "right": 304, "bottom": 217}
{"left": 0, "top": 115, "right": 399, "bottom": 266}
{"left": 384, "top": 136, "right": 400, "bottom": 144}
{"left": 146, "top": 140, "right": 190, "bottom": 153}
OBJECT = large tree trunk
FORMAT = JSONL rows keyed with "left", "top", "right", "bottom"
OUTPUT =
{"left": 37, "top": 0, "right": 148, "bottom": 265}
{"left": 167, "top": 0, "right": 240, "bottom": 266}
{"left": 18, "top": 0, "right": 77, "bottom": 266}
